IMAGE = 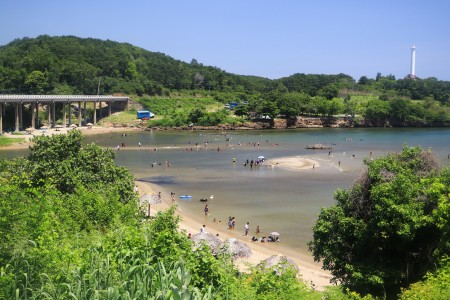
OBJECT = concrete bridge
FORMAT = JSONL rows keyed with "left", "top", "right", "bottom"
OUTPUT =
{"left": 0, "top": 95, "right": 129, "bottom": 133}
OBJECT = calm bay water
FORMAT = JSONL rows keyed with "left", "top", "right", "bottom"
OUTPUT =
{"left": 3, "top": 128, "right": 450, "bottom": 254}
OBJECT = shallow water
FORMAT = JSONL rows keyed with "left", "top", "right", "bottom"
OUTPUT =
{"left": 3, "top": 128, "right": 450, "bottom": 255}
{"left": 84, "top": 128, "right": 450, "bottom": 253}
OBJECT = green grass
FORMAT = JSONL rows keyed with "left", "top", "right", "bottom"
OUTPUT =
{"left": 98, "top": 110, "right": 140, "bottom": 125}
{"left": 348, "top": 95, "right": 380, "bottom": 104}
{"left": 138, "top": 97, "right": 221, "bottom": 116}
{"left": 0, "top": 135, "right": 25, "bottom": 146}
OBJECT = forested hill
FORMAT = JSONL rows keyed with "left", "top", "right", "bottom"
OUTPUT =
{"left": 0, "top": 35, "right": 275, "bottom": 95}
{"left": 0, "top": 35, "right": 355, "bottom": 96}
{"left": 1, "top": 35, "right": 450, "bottom": 108}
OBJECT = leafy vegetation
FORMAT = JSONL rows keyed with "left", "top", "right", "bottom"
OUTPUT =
{"left": 309, "top": 146, "right": 450, "bottom": 298}
{"left": 1, "top": 35, "right": 450, "bottom": 129}
{"left": 399, "top": 256, "right": 450, "bottom": 300}
{"left": 0, "top": 131, "right": 322, "bottom": 299}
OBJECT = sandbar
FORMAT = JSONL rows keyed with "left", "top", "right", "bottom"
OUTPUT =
{"left": 264, "top": 156, "right": 319, "bottom": 170}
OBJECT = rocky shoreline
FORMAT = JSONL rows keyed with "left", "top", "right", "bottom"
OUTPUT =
{"left": 132, "top": 116, "right": 450, "bottom": 131}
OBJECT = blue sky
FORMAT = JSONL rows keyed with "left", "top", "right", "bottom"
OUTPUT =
{"left": 1, "top": 0, "right": 450, "bottom": 81}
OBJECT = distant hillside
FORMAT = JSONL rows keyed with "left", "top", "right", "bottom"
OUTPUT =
{"left": 0, "top": 35, "right": 449, "bottom": 108}
{"left": 0, "top": 35, "right": 273, "bottom": 95}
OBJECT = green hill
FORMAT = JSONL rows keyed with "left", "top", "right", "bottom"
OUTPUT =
{"left": 1, "top": 35, "right": 450, "bottom": 127}
{"left": 0, "top": 35, "right": 273, "bottom": 95}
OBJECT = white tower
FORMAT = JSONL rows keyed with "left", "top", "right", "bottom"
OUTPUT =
{"left": 410, "top": 45, "right": 416, "bottom": 78}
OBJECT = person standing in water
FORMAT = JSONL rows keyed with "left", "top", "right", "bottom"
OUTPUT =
{"left": 204, "top": 205, "right": 209, "bottom": 216}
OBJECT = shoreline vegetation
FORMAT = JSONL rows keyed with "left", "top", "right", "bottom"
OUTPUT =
{"left": 0, "top": 125, "right": 333, "bottom": 290}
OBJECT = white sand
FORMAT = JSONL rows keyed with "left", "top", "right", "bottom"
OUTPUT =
{"left": 264, "top": 156, "right": 319, "bottom": 170}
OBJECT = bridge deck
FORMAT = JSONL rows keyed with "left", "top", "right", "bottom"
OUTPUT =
{"left": 0, "top": 95, "right": 129, "bottom": 103}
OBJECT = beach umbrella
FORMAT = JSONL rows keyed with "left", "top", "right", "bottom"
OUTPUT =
{"left": 270, "top": 232, "right": 280, "bottom": 236}
{"left": 140, "top": 193, "right": 161, "bottom": 217}
{"left": 86, "top": 122, "right": 93, "bottom": 126}
{"left": 70, "top": 124, "right": 77, "bottom": 128}
{"left": 39, "top": 125, "right": 49, "bottom": 130}
{"left": 258, "top": 155, "right": 265, "bottom": 159}
{"left": 191, "top": 232, "right": 222, "bottom": 255}
{"left": 258, "top": 255, "right": 299, "bottom": 275}
{"left": 54, "top": 125, "right": 63, "bottom": 128}
{"left": 25, "top": 127, "right": 34, "bottom": 132}
{"left": 220, "top": 238, "right": 252, "bottom": 259}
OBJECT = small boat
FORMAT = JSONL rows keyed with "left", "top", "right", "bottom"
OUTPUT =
{"left": 179, "top": 195, "right": 192, "bottom": 199}
{"left": 200, "top": 198, "right": 208, "bottom": 202}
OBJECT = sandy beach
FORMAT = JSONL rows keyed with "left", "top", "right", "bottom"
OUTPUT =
{"left": 135, "top": 179, "right": 332, "bottom": 291}
{"left": 2, "top": 126, "right": 333, "bottom": 290}
{"left": 0, "top": 126, "right": 139, "bottom": 149}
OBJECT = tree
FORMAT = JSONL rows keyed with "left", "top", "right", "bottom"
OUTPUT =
{"left": 326, "top": 98, "right": 344, "bottom": 117}
{"left": 376, "top": 72, "right": 382, "bottom": 81}
{"left": 358, "top": 76, "right": 370, "bottom": 85}
{"left": 277, "top": 92, "right": 303, "bottom": 119}
{"left": 319, "top": 84, "right": 339, "bottom": 100}
{"left": 25, "top": 70, "right": 47, "bottom": 94}
{"left": 259, "top": 100, "right": 279, "bottom": 119}
{"left": 364, "top": 99, "right": 390, "bottom": 125}
{"left": 234, "top": 104, "right": 249, "bottom": 118}
{"left": 188, "top": 107, "right": 206, "bottom": 124}
{"left": 389, "top": 98, "right": 412, "bottom": 122}
{"left": 309, "top": 146, "right": 450, "bottom": 298}
{"left": 28, "top": 130, "right": 136, "bottom": 204}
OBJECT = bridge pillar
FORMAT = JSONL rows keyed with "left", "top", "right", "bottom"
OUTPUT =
{"left": 0, "top": 103, "right": 3, "bottom": 134}
{"left": 47, "top": 104, "right": 51, "bottom": 127}
{"left": 78, "top": 101, "right": 82, "bottom": 127}
{"left": 31, "top": 103, "right": 36, "bottom": 129}
{"left": 93, "top": 101, "right": 97, "bottom": 124}
{"left": 15, "top": 103, "right": 20, "bottom": 132}
{"left": 52, "top": 102, "right": 56, "bottom": 127}
{"left": 62, "top": 102, "right": 67, "bottom": 127}
{"left": 99, "top": 101, "right": 103, "bottom": 119}
{"left": 19, "top": 103, "right": 23, "bottom": 130}
{"left": 108, "top": 101, "right": 112, "bottom": 116}
{"left": 68, "top": 103, "right": 72, "bottom": 126}
{"left": 36, "top": 103, "right": 39, "bottom": 128}
{"left": 83, "top": 101, "right": 87, "bottom": 126}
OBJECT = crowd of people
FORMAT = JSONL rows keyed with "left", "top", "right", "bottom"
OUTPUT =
{"left": 198, "top": 206, "right": 281, "bottom": 244}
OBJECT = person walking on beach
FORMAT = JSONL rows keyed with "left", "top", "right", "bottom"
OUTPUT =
{"left": 200, "top": 225, "right": 206, "bottom": 233}
{"left": 244, "top": 222, "right": 249, "bottom": 236}
{"left": 256, "top": 225, "right": 260, "bottom": 234}
{"left": 204, "top": 205, "right": 209, "bottom": 216}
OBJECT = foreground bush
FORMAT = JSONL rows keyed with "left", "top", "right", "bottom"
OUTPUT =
{"left": 309, "top": 146, "right": 450, "bottom": 298}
